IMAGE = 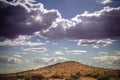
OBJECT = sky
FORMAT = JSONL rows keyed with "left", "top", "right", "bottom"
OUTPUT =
{"left": 0, "top": 0, "right": 120, "bottom": 74}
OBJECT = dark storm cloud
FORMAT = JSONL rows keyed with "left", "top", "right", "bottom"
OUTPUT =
{"left": 67, "top": 7, "right": 120, "bottom": 39}
{"left": 66, "top": 7, "right": 120, "bottom": 39}
{"left": 41, "top": 7, "right": 120, "bottom": 39}
{"left": 0, "top": 0, "right": 60, "bottom": 39}
{"left": 0, "top": 0, "right": 120, "bottom": 40}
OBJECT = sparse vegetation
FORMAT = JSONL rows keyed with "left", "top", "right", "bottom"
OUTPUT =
{"left": 24, "top": 75, "right": 31, "bottom": 80}
{"left": 66, "top": 72, "right": 81, "bottom": 80}
{"left": 51, "top": 74, "right": 65, "bottom": 79}
{"left": 24, "top": 74, "right": 45, "bottom": 80}
{"left": 0, "top": 61, "right": 119, "bottom": 80}
{"left": 84, "top": 73, "right": 92, "bottom": 77}
{"left": 16, "top": 75, "right": 24, "bottom": 79}
{"left": 91, "top": 73, "right": 99, "bottom": 78}
{"left": 97, "top": 75, "right": 110, "bottom": 80}
{"left": 118, "top": 72, "right": 120, "bottom": 78}
{"left": 31, "top": 74, "right": 45, "bottom": 80}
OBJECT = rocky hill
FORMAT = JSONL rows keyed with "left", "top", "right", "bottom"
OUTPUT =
{"left": 0, "top": 61, "right": 120, "bottom": 80}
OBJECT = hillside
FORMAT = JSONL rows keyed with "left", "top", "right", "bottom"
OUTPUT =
{"left": 0, "top": 61, "right": 120, "bottom": 80}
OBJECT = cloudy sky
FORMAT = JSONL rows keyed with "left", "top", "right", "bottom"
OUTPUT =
{"left": 0, "top": 0, "right": 120, "bottom": 74}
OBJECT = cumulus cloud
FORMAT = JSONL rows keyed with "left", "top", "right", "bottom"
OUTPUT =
{"left": 77, "top": 39, "right": 113, "bottom": 48}
{"left": 33, "top": 57, "right": 50, "bottom": 64}
{"left": 32, "top": 57, "right": 68, "bottom": 64}
{"left": 54, "top": 51, "right": 65, "bottom": 55}
{"left": 0, "top": 35, "right": 44, "bottom": 46}
{"left": 93, "top": 50, "right": 120, "bottom": 67}
{"left": 0, "top": 56, "right": 22, "bottom": 64}
{"left": 97, "top": 52, "right": 108, "bottom": 56}
{"left": 41, "top": 6, "right": 120, "bottom": 39}
{"left": 98, "top": 0, "right": 120, "bottom": 4}
{"left": 13, "top": 55, "right": 22, "bottom": 58}
{"left": 0, "top": 0, "right": 61, "bottom": 39}
{"left": 98, "top": 51, "right": 120, "bottom": 56}
{"left": 98, "top": 0, "right": 112, "bottom": 4}
{"left": 114, "top": 51, "right": 120, "bottom": 55}
{"left": 93, "top": 55, "right": 120, "bottom": 66}
{"left": 66, "top": 50, "right": 87, "bottom": 54}
{"left": 24, "top": 47, "right": 47, "bottom": 53}
{"left": 25, "top": 59, "right": 30, "bottom": 63}
{"left": 0, "top": 1, "right": 120, "bottom": 40}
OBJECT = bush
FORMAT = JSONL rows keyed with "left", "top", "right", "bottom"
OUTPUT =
{"left": 76, "top": 72, "right": 81, "bottom": 77}
{"left": 92, "top": 73, "right": 99, "bottom": 78}
{"left": 31, "top": 74, "right": 45, "bottom": 80}
{"left": 84, "top": 73, "right": 91, "bottom": 77}
{"left": 66, "top": 72, "right": 81, "bottom": 80}
{"left": 51, "top": 74, "right": 64, "bottom": 79}
{"left": 24, "top": 75, "right": 31, "bottom": 80}
{"left": 97, "top": 75, "right": 110, "bottom": 80}
{"left": 65, "top": 78, "right": 74, "bottom": 80}
{"left": 71, "top": 72, "right": 81, "bottom": 79}
{"left": 16, "top": 75, "right": 24, "bottom": 79}
{"left": 118, "top": 72, "right": 120, "bottom": 78}
{"left": 24, "top": 74, "right": 45, "bottom": 80}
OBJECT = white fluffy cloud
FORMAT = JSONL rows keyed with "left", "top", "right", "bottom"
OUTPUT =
{"left": 0, "top": 35, "right": 44, "bottom": 46}
{"left": 98, "top": 0, "right": 112, "bottom": 4}
{"left": 66, "top": 50, "right": 87, "bottom": 54}
{"left": 54, "top": 51, "right": 65, "bottom": 55}
{"left": 32, "top": 57, "right": 68, "bottom": 64}
{"left": 93, "top": 55, "right": 120, "bottom": 66}
{"left": 0, "top": 56, "right": 22, "bottom": 64}
{"left": 93, "top": 50, "right": 120, "bottom": 67}
{"left": 77, "top": 39, "right": 113, "bottom": 48}
{"left": 114, "top": 51, "right": 120, "bottom": 55}
{"left": 97, "top": 51, "right": 120, "bottom": 56}
{"left": 13, "top": 55, "right": 22, "bottom": 58}
{"left": 24, "top": 47, "right": 47, "bottom": 53}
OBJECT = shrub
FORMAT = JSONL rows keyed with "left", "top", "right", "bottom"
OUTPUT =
{"left": 92, "top": 73, "right": 99, "bottom": 78}
{"left": 118, "top": 72, "right": 120, "bottom": 78}
{"left": 31, "top": 74, "right": 45, "bottom": 80}
{"left": 71, "top": 72, "right": 81, "bottom": 79}
{"left": 24, "top": 74, "right": 45, "bottom": 80}
{"left": 65, "top": 78, "right": 74, "bottom": 80}
{"left": 76, "top": 72, "right": 81, "bottom": 77}
{"left": 66, "top": 72, "right": 81, "bottom": 80}
{"left": 84, "top": 73, "right": 91, "bottom": 77}
{"left": 24, "top": 75, "right": 31, "bottom": 80}
{"left": 51, "top": 74, "right": 64, "bottom": 79}
{"left": 16, "top": 75, "right": 24, "bottom": 79}
{"left": 97, "top": 75, "right": 110, "bottom": 80}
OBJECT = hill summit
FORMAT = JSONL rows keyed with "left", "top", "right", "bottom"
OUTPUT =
{"left": 0, "top": 61, "right": 120, "bottom": 80}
